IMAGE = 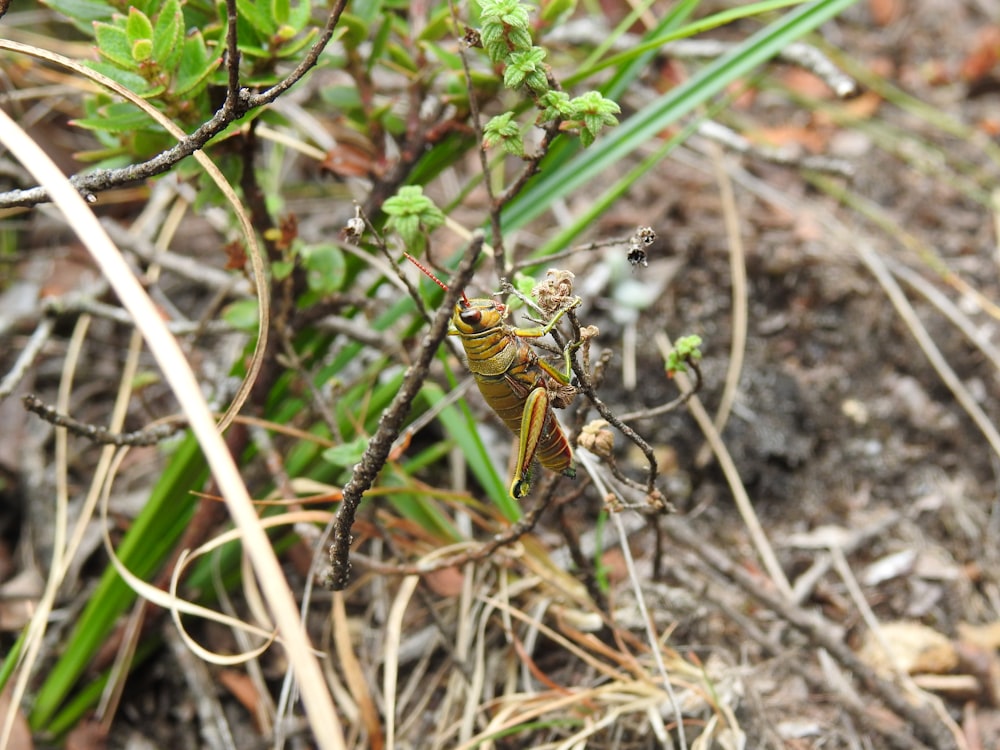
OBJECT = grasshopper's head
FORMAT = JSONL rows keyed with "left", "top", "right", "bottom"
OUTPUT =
{"left": 452, "top": 296, "right": 507, "bottom": 335}
{"left": 400, "top": 253, "right": 508, "bottom": 335}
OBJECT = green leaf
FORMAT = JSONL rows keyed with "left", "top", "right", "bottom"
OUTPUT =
{"left": 322, "top": 436, "right": 370, "bottom": 469}
{"left": 131, "top": 38, "right": 153, "bottom": 62}
{"left": 320, "top": 85, "right": 363, "bottom": 109}
{"left": 84, "top": 60, "right": 152, "bottom": 94}
{"left": 505, "top": 46, "right": 547, "bottom": 91}
{"left": 173, "top": 31, "right": 221, "bottom": 96}
{"left": 512, "top": 272, "right": 536, "bottom": 298}
{"left": 221, "top": 298, "right": 260, "bottom": 331}
{"left": 272, "top": 26, "right": 318, "bottom": 59}
{"left": 94, "top": 21, "right": 138, "bottom": 70}
{"left": 272, "top": 0, "right": 290, "bottom": 25}
{"left": 483, "top": 112, "right": 524, "bottom": 155}
{"left": 300, "top": 243, "right": 346, "bottom": 295}
{"left": 287, "top": 0, "right": 313, "bottom": 31}
{"left": 417, "top": 5, "right": 453, "bottom": 42}
{"left": 337, "top": 13, "right": 369, "bottom": 49}
{"left": 236, "top": 0, "right": 277, "bottom": 37}
{"left": 125, "top": 7, "right": 153, "bottom": 47}
{"left": 41, "top": 0, "right": 114, "bottom": 26}
{"left": 151, "top": 0, "right": 184, "bottom": 69}
{"left": 272, "top": 260, "right": 294, "bottom": 280}
{"left": 72, "top": 102, "right": 161, "bottom": 134}
{"left": 666, "top": 335, "right": 703, "bottom": 375}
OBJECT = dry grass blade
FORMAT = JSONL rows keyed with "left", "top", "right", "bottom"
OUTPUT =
{"left": 332, "top": 591, "right": 382, "bottom": 748}
{"left": 696, "top": 139, "right": 748, "bottom": 468}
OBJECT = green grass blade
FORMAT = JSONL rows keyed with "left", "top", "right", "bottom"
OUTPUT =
{"left": 29, "top": 434, "right": 208, "bottom": 729}
{"left": 422, "top": 380, "right": 516, "bottom": 520}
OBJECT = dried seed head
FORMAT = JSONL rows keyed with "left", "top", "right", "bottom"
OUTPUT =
{"left": 549, "top": 382, "right": 577, "bottom": 410}
{"left": 533, "top": 268, "right": 575, "bottom": 315}
{"left": 646, "top": 488, "right": 671, "bottom": 512}
{"left": 603, "top": 493, "right": 623, "bottom": 513}
{"left": 342, "top": 206, "right": 365, "bottom": 242}
{"left": 627, "top": 225, "right": 656, "bottom": 267}
{"left": 578, "top": 419, "right": 614, "bottom": 457}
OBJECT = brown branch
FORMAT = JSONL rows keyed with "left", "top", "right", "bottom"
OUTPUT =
{"left": 566, "top": 310, "right": 659, "bottom": 496}
{"left": 223, "top": 0, "right": 241, "bottom": 111}
{"left": 324, "top": 233, "right": 485, "bottom": 591}
{"left": 22, "top": 394, "right": 183, "bottom": 447}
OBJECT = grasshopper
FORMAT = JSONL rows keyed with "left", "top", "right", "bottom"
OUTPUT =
{"left": 406, "top": 254, "right": 579, "bottom": 497}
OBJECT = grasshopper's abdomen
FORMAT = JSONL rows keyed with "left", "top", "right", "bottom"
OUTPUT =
{"left": 469, "top": 353, "right": 573, "bottom": 474}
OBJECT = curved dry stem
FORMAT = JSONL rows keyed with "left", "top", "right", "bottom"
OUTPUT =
{"left": 694, "top": 139, "right": 748, "bottom": 468}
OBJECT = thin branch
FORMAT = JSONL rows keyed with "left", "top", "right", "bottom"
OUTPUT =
{"left": 566, "top": 308, "right": 659, "bottom": 496}
{"left": 22, "top": 394, "right": 184, "bottom": 446}
{"left": 223, "top": 0, "right": 241, "bottom": 111}
{"left": 325, "top": 233, "right": 485, "bottom": 591}
{"left": 0, "top": 318, "right": 54, "bottom": 400}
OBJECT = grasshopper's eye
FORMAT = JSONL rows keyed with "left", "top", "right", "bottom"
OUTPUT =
{"left": 459, "top": 308, "right": 482, "bottom": 326}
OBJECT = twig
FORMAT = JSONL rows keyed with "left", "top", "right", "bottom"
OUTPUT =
{"left": 695, "top": 120, "right": 853, "bottom": 176}
{"left": 101, "top": 217, "right": 251, "bottom": 295}
{"left": 22, "top": 394, "right": 183, "bottom": 446}
{"left": 507, "top": 230, "right": 640, "bottom": 275}
{"left": 566, "top": 309, "right": 659, "bottom": 496}
{"left": 0, "top": 317, "right": 54, "bottom": 399}
{"left": 616, "top": 361, "right": 703, "bottom": 422}
{"left": 222, "top": 0, "right": 241, "bottom": 112}
{"left": 325, "top": 234, "right": 484, "bottom": 591}
{"left": 40, "top": 295, "right": 232, "bottom": 335}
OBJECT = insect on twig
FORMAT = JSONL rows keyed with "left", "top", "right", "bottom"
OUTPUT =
{"left": 405, "top": 253, "right": 581, "bottom": 498}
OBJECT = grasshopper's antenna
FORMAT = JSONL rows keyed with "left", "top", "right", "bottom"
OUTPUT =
{"left": 403, "top": 252, "right": 470, "bottom": 305}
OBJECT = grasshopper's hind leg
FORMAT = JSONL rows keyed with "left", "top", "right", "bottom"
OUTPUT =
{"left": 510, "top": 387, "right": 551, "bottom": 498}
